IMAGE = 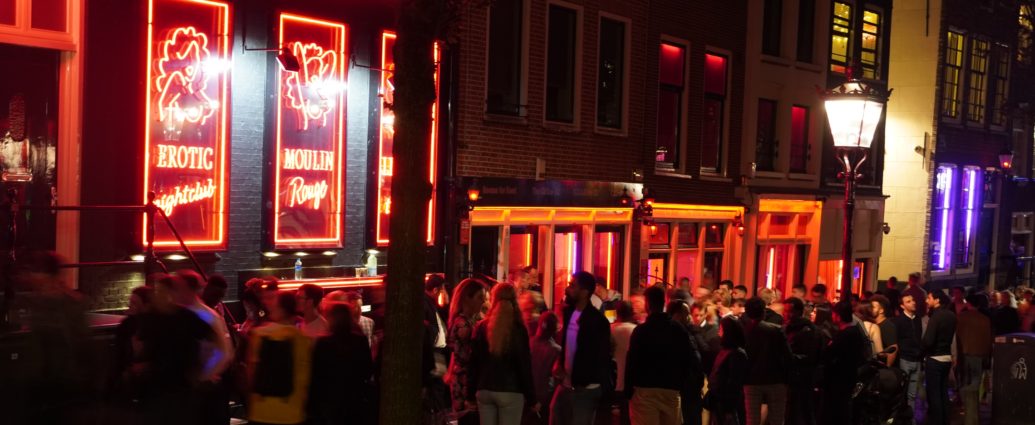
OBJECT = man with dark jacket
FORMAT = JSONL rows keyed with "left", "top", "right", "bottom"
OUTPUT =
{"left": 667, "top": 299, "right": 706, "bottom": 425}
{"left": 625, "top": 286, "right": 697, "bottom": 425}
{"left": 551, "top": 272, "right": 612, "bottom": 425}
{"left": 823, "top": 301, "right": 868, "bottom": 424}
{"left": 743, "top": 297, "right": 793, "bottom": 425}
{"left": 893, "top": 292, "right": 923, "bottom": 422}
{"left": 923, "top": 290, "right": 957, "bottom": 425}
{"left": 782, "top": 297, "right": 820, "bottom": 425}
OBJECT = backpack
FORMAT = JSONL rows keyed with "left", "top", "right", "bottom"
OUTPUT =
{"left": 253, "top": 337, "right": 295, "bottom": 397}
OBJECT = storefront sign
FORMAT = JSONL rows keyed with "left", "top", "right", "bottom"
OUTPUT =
{"left": 375, "top": 31, "right": 439, "bottom": 246}
{"left": 144, "top": 0, "right": 230, "bottom": 249}
{"left": 272, "top": 13, "right": 347, "bottom": 248}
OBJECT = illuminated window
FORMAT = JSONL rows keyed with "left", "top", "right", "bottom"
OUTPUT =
{"left": 1019, "top": 5, "right": 1033, "bottom": 65}
{"left": 657, "top": 42, "right": 686, "bottom": 169}
{"left": 702, "top": 52, "right": 728, "bottom": 173}
{"left": 597, "top": 17, "right": 626, "bottom": 130}
{"left": 931, "top": 165, "right": 956, "bottom": 271}
{"left": 755, "top": 98, "right": 778, "bottom": 172}
{"left": 990, "top": 44, "right": 1009, "bottom": 127}
{"left": 967, "top": 39, "right": 990, "bottom": 124}
{"left": 830, "top": 2, "right": 851, "bottom": 74}
{"left": 954, "top": 167, "right": 983, "bottom": 269}
{"left": 762, "top": 0, "right": 782, "bottom": 56}
{"left": 942, "top": 31, "right": 965, "bottom": 119}
{"left": 552, "top": 226, "right": 582, "bottom": 309}
{"left": 487, "top": 0, "right": 524, "bottom": 115}
{"left": 546, "top": 4, "right": 577, "bottom": 123}
{"left": 860, "top": 9, "right": 881, "bottom": 79}
{"left": 796, "top": 0, "right": 815, "bottom": 62}
{"left": 592, "top": 226, "right": 624, "bottom": 290}
{"left": 508, "top": 226, "right": 539, "bottom": 281}
{"left": 789, "top": 105, "right": 809, "bottom": 173}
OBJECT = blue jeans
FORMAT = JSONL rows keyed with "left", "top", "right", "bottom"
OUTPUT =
{"left": 925, "top": 358, "right": 951, "bottom": 425}
{"left": 899, "top": 359, "right": 921, "bottom": 423}
{"left": 549, "top": 385, "right": 602, "bottom": 425}
{"left": 476, "top": 390, "right": 525, "bottom": 425}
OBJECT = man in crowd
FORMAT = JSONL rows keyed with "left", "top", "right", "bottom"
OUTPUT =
{"left": 870, "top": 294, "right": 897, "bottom": 367}
{"left": 625, "top": 286, "right": 697, "bottom": 425}
{"left": 923, "top": 290, "right": 957, "bottom": 425}
{"left": 732, "top": 285, "right": 748, "bottom": 301}
{"left": 790, "top": 284, "right": 807, "bottom": 302}
{"left": 731, "top": 299, "right": 746, "bottom": 319}
{"left": 667, "top": 300, "right": 706, "bottom": 425}
{"left": 346, "top": 291, "right": 376, "bottom": 348}
{"left": 552, "top": 272, "right": 612, "bottom": 425}
{"left": 296, "top": 283, "right": 328, "bottom": 338}
{"left": 718, "top": 280, "right": 734, "bottom": 293}
{"left": 957, "top": 294, "right": 992, "bottom": 425}
{"left": 782, "top": 297, "right": 821, "bottom": 425}
{"left": 175, "top": 270, "right": 234, "bottom": 425}
{"left": 903, "top": 272, "right": 927, "bottom": 318}
{"left": 742, "top": 297, "right": 792, "bottom": 425}
{"left": 808, "top": 284, "right": 831, "bottom": 312}
{"left": 893, "top": 292, "right": 923, "bottom": 423}
{"left": 823, "top": 301, "right": 868, "bottom": 424}
{"left": 758, "top": 288, "right": 784, "bottom": 326}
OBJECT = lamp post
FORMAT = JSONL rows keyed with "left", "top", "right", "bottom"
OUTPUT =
{"left": 824, "top": 73, "right": 889, "bottom": 302}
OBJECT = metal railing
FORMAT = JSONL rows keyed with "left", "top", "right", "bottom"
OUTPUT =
{"left": 2, "top": 189, "right": 207, "bottom": 282}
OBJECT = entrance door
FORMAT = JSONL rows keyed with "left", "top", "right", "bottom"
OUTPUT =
{"left": 0, "top": 44, "right": 60, "bottom": 251}
{"left": 470, "top": 226, "right": 500, "bottom": 279}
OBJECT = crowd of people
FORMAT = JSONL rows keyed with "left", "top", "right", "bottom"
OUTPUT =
{"left": 6, "top": 251, "right": 1035, "bottom": 425}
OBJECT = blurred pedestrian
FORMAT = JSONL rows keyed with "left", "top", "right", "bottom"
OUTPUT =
{"left": 855, "top": 302, "right": 883, "bottom": 356}
{"left": 247, "top": 291, "right": 311, "bottom": 425}
{"left": 531, "top": 311, "right": 563, "bottom": 425}
{"left": 923, "top": 290, "right": 957, "bottom": 425}
{"left": 991, "top": 290, "right": 1021, "bottom": 335}
{"left": 705, "top": 316, "right": 748, "bottom": 425}
{"left": 757, "top": 288, "right": 783, "bottom": 326}
{"left": 892, "top": 293, "right": 923, "bottom": 423}
{"left": 667, "top": 299, "right": 706, "bottom": 425}
{"left": 447, "top": 278, "right": 490, "bottom": 424}
{"left": 902, "top": 273, "right": 927, "bottom": 318}
{"left": 822, "top": 301, "right": 868, "bottom": 424}
{"left": 109, "top": 286, "right": 153, "bottom": 401}
{"left": 742, "top": 297, "right": 792, "bottom": 425}
{"left": 731, "top": 286, "right": 748, "bottom": 301}
{"left": 690, "top": 302, "right": 720, "bottom": 374}
{"left": 176, "top": 270, "right": 234, "bottom": 425}
{"left": 612, "top": 301, "right": 637, "bottom": 398}
{"left": 551, "top": 272, "right": 612, "bottom": 425}
{"left": 296, "top": 284, "right": 328, "bottom": 338}
{"left": 956, "top": 294, "right": 992, "bottom": 425}
{"left": 625, "top": 286, "right": 697, "bottom": 425}
{"left": 343, "top": 291, "right": 376, "bottom": 349}
{"left": 469, "top": 283, "right": 537, "bottom": 425}
{"left": 782, "top": 297, "right": 820, "bottom": 425}
{"left": 870, "top": 295, "right": 897, "bottom": 367}
{"left": 307, "top": 303, "right": 373, "bottom": 425}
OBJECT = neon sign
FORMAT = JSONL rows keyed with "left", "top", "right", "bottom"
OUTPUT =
{"left": 376, "top": 31, "right": 440, "bottom": 246}
{"left": 144, "top": 0, "right": 230, "bottom": 249}
{"left": 273, "top": 13, "right": 347, "bottom": 248}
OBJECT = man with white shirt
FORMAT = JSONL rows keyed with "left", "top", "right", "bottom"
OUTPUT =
{"left": 551, "top": 272, "right": 612, "bottom": 425}
{"left": 296, "top": 284, "right": 328, "bottom": 338}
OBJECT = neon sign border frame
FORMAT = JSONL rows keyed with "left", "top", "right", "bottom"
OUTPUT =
{"left": 272, "top": 13, "right": 348, "bottom": 249}
{"left": 142, "top": 0, "right": 231, "bottom": 250}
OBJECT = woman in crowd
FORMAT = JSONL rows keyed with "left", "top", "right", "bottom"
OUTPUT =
{"left": 468, "top": 283, "right": 537, "bottom": 425}
{"left": 446, "top": 278, "right": 490, "bottom": 424}
{"left": 529, "top": 311, "right": 561, "bottom": 425}
{"left": 246, "top": 291, "right": 311, "bottom": 425}
{"left": 109, "top": 286, "right": 154, "bottom": 404}
{"left": 856, "top": 302, "right": 884, "bottom": 355}
{"left": 308, "top": 303, "right": 373, "bottom": 425}
{"left": 706, "top": 316, "right": 748, "bottom": 425}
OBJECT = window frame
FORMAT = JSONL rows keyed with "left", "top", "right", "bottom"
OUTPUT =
{"left": 796, "top": 0, "right": 816, "bottom": 63}
{"left": 755, "top": 98, "right": 779, "bottom": 172}
{"left": 989, "top": 43, "right": 1010, "bottom": 129}
{"left": 966, "top": 37, "right": 990, "bottom": 124}
{"left": 543, "top": 1, "right": 583, "bottom": 126}
{"left": 594, "top": 12, "right": 631, "bottom": 134}
{"left": 656, "top": 36, "right": 690, "bottom": 173}
{"left": 484, "top": 0, "right": 530, "bottom": 117}
{"left": 701, "top": 48, "right": 732, "bottom": 177}
{"left": 860, "top": 7, "right": 882, "bottom": 79}
{"left": 789, "top": 104, "right": 810, "bottom": 174}
{"left": 829, "top": 1, "right": 852, "bottom": 75}
{"left": 762, "top": 0, "right": 783, "bottom": 57}
{"left": 941, "top": 30, "right": 966, "bottom": 120}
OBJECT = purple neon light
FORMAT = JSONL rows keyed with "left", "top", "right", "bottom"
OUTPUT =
{"left": 935, "top": 166, "right": 954, "bottom": 269}
{"left": 964, "top": 168, "right": 977, "bottom": 254}
{"left": 571, "top": 234, "right": 578, "bottom": 272}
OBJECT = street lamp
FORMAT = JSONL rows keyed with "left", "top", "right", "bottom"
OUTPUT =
{"left": 824, "top": 74, "right": 890, "bottom": 302}
{"left": 999, "top": 148, "right": 1015, "bottom": 173}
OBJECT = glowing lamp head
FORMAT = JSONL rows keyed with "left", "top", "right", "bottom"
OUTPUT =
{"left": 999, "top": 149, "right": 1014, "bottom": 171}
{"left": 467, "top": 189, "right": 480, "bottom": 202}
{"left": 824, "top": 79, "right": 888, "bottom": 150}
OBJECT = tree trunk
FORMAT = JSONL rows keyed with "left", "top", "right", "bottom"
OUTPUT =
{"left": 379, "top": 0, "right": 441, "bottom": 424}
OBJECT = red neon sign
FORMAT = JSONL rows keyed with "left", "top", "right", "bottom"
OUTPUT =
{"left": 273, "top": 14, "right": 347, "bottom": 248}
{"left": 144, "top": 0, "right": 230, "bottom": 249}
{"left": 376, "top": 32, "right": 440, "bottom": 246}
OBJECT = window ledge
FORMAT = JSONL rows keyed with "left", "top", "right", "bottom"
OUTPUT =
{"left": 787, "top": 173, "right": 817, "bottom": 181}
{"left": 543, "top": 121, "right": 581, "bottom": 134}
{"left": 753, "top": 171, "right": 783, "bottom": 179}
{"left": 594, "top": 127, "right": 627, "bottom": 138}
{"left": 656, "top": 170, "right": 694, "bottom": 180}
{"left": 699, "top": 174, "right": 732, "bottom": 183}
{"left": 761, "top": 55, "right": 792, "bottom": 67}
{"left": 484, "top": 113, "right": 529, "bottom": 126}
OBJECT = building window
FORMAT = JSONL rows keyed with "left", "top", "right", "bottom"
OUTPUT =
{"left": 860, "top": 9, "right": 881, "bottom": 79}
{"left": 656, "top": 42, "right": 686, "bottom": 169}
{"left": 762, "top": 0, "right": 782, "bottom": 56}
{"left": 955, "top": 167, "right": 983, "bottom": 270}
{"left": 796, "top": 0, "right": 815, "bottom": 62}
{"left": 942, "top": 31, "right": 965, "bottom": 119}
{"left": 546, "top": 4, "right": 577, "bottom": 123}
{"left": 932, "top": 165, "right": 956, "bottom": 271}
{"left": 789, "top": 105, "right": 809, "bottom": 173}
{"left": 597, "top": 17, "right": 626, "bottom": 130}
{"left": 487, "top": 0, "right": 524, "bottom": 115}
{"left": 830, "top": 2, "right": 851, "bottom": 74}
{"left": 1020, "top": 5, "right": 1033, "bottom": 66}
{"left": 702, "top": 52, "right": 728, "bottom": 173}
{"left": 967, "top": 38, "right": 990, "bottom": 124}
{"left": 755, "top": 99, "right": 778, "bottom": 172}
{"left": 990, "top": 44, "right": 1009, "bottom": 127}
